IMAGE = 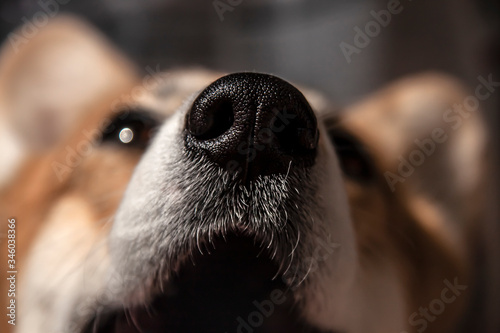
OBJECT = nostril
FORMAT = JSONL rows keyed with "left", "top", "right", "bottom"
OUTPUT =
{"left": 273, "top": 114, "right": 319, "bottom": 155}
{"left": 188, "top": 99, "right": 234, "bottom": 140}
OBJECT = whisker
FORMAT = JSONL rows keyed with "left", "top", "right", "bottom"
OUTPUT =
{"left": 196, "top": 228, "right": 204, "bottom": 255}
{"left": 92, "top": 310, "right": 101, "bottom": 333}
{"left": 129, "top": 308, "right": 145, "bottom": 333}
{"left": 296, "top": 257, "right": 314, "bottom": 287}
{"left": 282, "top": 160, "right": 293, "bottom": 187}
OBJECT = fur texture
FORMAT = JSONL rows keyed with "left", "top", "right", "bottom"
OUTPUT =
{"left": 0, "top": 16, "right": 487, "bottom": 333}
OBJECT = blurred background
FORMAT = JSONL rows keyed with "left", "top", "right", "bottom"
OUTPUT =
{"left": 0, "top": 0, "right": 498, "bottom": 331}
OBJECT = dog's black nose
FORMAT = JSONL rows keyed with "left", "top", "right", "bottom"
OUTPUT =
{"left": 185, "top": 72, "right": 318, "bottom": 178}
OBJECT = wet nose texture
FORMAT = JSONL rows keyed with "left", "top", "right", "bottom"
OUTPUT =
{"left": 185, "top": 72, "right": 318, "bottom": 180}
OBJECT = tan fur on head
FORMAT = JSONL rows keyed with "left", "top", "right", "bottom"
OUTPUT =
{"left": 0, "top": 16, "right": 138, "bottom": 333}
{"left": 341, "top": 73, "right": 487, "bottom": 253}
{"left": 335, "top": 73, "right": 487, "bottom": 332}
{"left": 0, "top": 15, "right": 137, "bottom": 189}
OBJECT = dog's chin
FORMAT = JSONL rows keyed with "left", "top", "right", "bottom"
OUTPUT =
{"left": 83, "top": 232, "right": 326, "bottom": 333}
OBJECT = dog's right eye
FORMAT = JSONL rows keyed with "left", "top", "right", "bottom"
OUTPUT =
{"left": 328, "top": 127, "right": 375, "bottom": 184}
{"left": 101, "top": 110, "right": 160, "bottom": 149}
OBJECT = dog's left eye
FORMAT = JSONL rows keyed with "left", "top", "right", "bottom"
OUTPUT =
{"left": 101, "top": 110, "right": 160, "bottom": 149}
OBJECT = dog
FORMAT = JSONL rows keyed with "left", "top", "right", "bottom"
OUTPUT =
{"left": 0, "top": 16, "right": 487, "bottom": 333}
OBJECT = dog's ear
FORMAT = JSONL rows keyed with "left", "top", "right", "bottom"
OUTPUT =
{"left": 338, "top": 73, "right": 488, "bottom": 250}
{"left": 0, "top": 15, "right": 137, "bottom": 187}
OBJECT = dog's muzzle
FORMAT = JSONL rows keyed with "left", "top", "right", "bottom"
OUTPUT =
{"left": 185, "top": 72, "right": 319, "bottom": 180}
{"left": 86, "top": 73, "right": 328, "bottom": 333}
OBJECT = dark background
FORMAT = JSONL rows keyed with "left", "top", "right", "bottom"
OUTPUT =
{"left": 0, "top": 0, "right": 498, "bottom": 105}
{"left": 0, "top": 0, "right": 498, "bottom": 332}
